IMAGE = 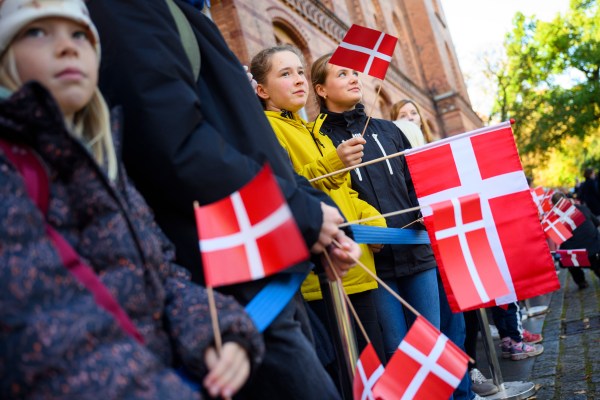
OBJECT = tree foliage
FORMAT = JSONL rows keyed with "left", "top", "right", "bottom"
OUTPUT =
{"left": 490, "top": 0, "right": 600, "bottom": 185}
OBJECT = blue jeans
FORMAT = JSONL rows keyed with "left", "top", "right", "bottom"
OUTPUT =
{"left": 373, "top": 268, "right": 440, "bottom": 362}
{"left": 491, "top": 302, "right": 523, "bottom": 342}
{"left": 439, "top": 275, "right": 472, "bottom": 400}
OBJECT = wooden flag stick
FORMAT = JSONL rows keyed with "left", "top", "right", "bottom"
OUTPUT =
{"left": 309, "top": 149, "right": 407, "bottom": 183}
{"left": 401, "top": 217, "right": 424, "bottom": 229}
{"left": 206, "top": 286, "right": 233, "bottom": 400}
{"left": 323, "top": 251, "right": 370, "bottom": 344}
{"left": 195, "top": 200, "right": 231, "bottom": 400}
{"left": 360, "top": 82, "right": 383, "bottom": 137}
{"left": 331, "top": 239, "right": 476, "bottom": 364}
{"left": 338, "top": 205, "right": 422, "bottom": 227}
{"left": 332, "top": 238, "right": 420, "bottom": 317}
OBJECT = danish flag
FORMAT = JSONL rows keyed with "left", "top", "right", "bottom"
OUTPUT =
{"left": 329, "top": 24, "right": 398, "bottom": 80}
{"left": 373, "top": 316, "right": 469, "bottom": 399}
{"left": 542, "top": 217, "right": 572, "bottom": 245}
{"left": 353, "top": 343, "right": 384, "bottom": 400}
{"left": 530, "top": 186, "right": 554, "bottom": 216}
{"left": 548, "top": 197, "right": 585, "bottom": 230}
{"left": 429, "top": 194, "right": 510, "bottom": 310}
{"left": 404, "top": 121, "right": 559, "bottom": 311}
{"left": 194, "top": 165, "right": 309, "bottom": 287}
{"left": 556, "top": 249, "right": 590, "bottom": 267}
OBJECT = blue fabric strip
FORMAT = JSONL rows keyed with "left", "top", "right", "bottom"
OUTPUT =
{"left": 244, "top": 272, "right": 307, "bottom": 332}
{"left": 349, "top": 225, "right": 431, "bottom": 245}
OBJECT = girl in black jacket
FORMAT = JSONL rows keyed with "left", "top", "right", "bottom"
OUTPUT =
{"left": 310, "top": 52, "right": 441, "bottom": 362}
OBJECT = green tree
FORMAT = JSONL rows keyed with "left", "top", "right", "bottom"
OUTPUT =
{"left": 490, "top": 0, "right": 600, "bottom": 186}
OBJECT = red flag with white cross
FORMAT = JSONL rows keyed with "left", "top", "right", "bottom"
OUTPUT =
{"left": 373, "top": 316, "right": 469, "bottom": 399}
{"left": 556, "top": 249, "right": 590, "bottom": 267}
{"left": 329, "top": 24, "right": 398, "bottom": 80}
{"left": 353, "top": 343, "right": 384, "bottom": 400}
{"left": 429, "top": 194, "right": 510, "bottom": 310}
{"left": 404, "top": 121, "right": 559, "bottom": 311}
{"left": 546, "top": 197, "right": 585, "bottom": 231}
{"left": 194, "top": 165, "right": 309, "bottom": 287}
{"left": 542, "top": 217, "right": 573, "bottom": 245}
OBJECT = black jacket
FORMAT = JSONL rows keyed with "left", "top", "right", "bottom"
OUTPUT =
{"left": 88, "top": 0, "right": 333, "bottom": 298}
{"left": 320, "top": 105, "right": 436, "bottom": 278}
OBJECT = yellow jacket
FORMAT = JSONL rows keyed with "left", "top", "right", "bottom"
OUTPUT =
{"left": 265, "top": 111, "right": 385, "bottom": 301}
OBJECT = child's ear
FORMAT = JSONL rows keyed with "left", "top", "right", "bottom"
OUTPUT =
{"left": 256, "top": 83, "right": 269, "bottom": 101}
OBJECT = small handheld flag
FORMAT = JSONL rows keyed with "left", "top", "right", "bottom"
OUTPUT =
{"left": 194, "top": 165, "right": 309, "bottom": 287}
{"left": 329, "top": 24, "right": 398, "bottom": 80}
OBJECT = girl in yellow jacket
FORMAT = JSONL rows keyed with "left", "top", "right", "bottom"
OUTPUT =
{"left": 251, "top": 45, "right": 386, "bottom": 362}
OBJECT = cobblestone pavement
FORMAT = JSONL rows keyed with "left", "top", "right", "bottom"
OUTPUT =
{"left": 475, "top": 268, "right": 599, "bottom": 400}
{"left": 531, "top": 268, "right": 600, "bottom": 400}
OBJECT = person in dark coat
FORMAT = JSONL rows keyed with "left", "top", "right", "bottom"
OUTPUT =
{"left": 0, "top": 0, "right": 263, "bottom": 398}
{"left": 88, "top": 1, "right": 360, "bottom": 398}
{"left": 579, "top": 167, "right": 600, "bottom": 216}
{"left": 552, "top": 192, "right": 600, "bottom": 289}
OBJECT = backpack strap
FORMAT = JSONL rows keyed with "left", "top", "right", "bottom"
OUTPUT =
{"left": 165, "top": 0, "right": 201, "bottom": 80}
{"left": 0, "top": 139, "right": 144, "bottom": 344}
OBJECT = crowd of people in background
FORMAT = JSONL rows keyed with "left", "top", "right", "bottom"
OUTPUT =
{"left": 1, "top": 1, "right": 598, "bottom": 399}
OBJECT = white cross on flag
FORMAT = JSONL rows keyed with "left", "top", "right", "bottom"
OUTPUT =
{"left": 556, "top": 249, "right": 591, "bottom": 267}
{"left": 353, "top": 343, "right": 384, "bottom": 400}
{"left": 530, "top": 186, "right": 554, "bottom": 216}
{"left": 429, "top": 194, "right": 510, "bottom": 310}
{"left": 404, "top": 121, "right": 559, "bottom": 311}
{"left": 548, "top": 197, "right": 585, "bottom": 231}
{"left": 542, "top": 217, "right": 573, "bottom": 245}
{"left": 194, "top": 165, "right": 309, "bottom": 287}
{"left": 373, "top": 316, "right": 469, "bottom": 400}
{"left": 329, "top": 24, "right": 398, "bottom": 80}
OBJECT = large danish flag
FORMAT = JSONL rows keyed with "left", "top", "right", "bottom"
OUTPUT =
{"left": 373, "top": 316, "right": 469, "bottom": 400}
{"left": 329, "top": 24, "right": 398, "bottom": 80}
{"left": 430, "top": 194, "right": 510, "bottom": 310}
{"left": 353, "top": 343, "right": 384, "bottom": 400}
{"left": 556, "top": 249, "right": 591, "bottom": 267}
{"left": 194, "top": 165, "right": 309, "bottom": 287}
{"left": 404, "top": 122, "right": 559, "bottom": 311}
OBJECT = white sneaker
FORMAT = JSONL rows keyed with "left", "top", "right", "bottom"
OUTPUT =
{"left": 489, "top": 324, "right": 500, "bottom": 339}
{"left": 470, "top": 368, "right": 499, "bottom": 396}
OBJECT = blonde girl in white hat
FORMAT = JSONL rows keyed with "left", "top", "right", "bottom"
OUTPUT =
{"left": 0, "top": 1, "right": 262, "bottom": 398}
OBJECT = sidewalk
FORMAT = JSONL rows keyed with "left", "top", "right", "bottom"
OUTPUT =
{"left": 475, "top": 268, "right": 599, "bottom": 399}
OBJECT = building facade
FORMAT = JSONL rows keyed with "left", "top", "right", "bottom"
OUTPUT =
{"left": 210, "top": 0, "right": 482, "bottom": 137}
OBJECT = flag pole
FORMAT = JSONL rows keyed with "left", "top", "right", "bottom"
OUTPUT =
{"left": 309, "top": 149, "right": 407, "bottom": 183}
{"left": 324, "top": 251, "right": 371, "bottom": 345}
{"left": 195, "top": 201, "right": 231, "bottom": 400}
{"left": 360, "top": 82, "right": 383, "bottom": 137}
{"left": 331, "top": 239, "right": 476, "bottom": 364}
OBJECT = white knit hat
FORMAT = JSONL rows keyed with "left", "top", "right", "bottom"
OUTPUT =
{"left": 0, "top": 0, "right": 99, "bottom": 56}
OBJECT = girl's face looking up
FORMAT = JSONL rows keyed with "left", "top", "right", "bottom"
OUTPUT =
{"left": 12, "top": 17, "right": 98, "bottom": 122}
{"left": 315, "top": 64, "right": 362, "bottom": 113}
{"left": 256, "top": 50, "right": 308, "bottom": 113}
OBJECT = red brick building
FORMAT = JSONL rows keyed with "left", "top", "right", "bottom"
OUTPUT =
{"left": 210, "top": 0, "right": 482, "bottom": 138}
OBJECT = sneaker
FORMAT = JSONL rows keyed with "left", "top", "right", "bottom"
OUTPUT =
{"left": 522, "top": 329, "right": 543, "bottom": 344}
{"left": 577, "top": 281, "right": 589, "bottom": 290}
{"left": 509, "top": 340, "right": 543, "bottom": 360}
{"left": 500, "top": 337, "right": 512, "bottom": 359}
{"left": 489, "top": 324, "right": 500, "bottom": 339}
{"left": 470, "top": 368, "right": 499, "bottom": 396}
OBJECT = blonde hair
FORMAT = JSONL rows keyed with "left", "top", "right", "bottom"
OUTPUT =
{"left": 0, "top": 48, "right": 118, "bottom": 180}
{"left": 390, "top": 99, "right": 433, "bottom": 143}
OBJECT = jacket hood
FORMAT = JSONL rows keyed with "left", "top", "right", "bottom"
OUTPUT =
{"left": 0, "top": 81, "right": 65, "bottom": 146}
